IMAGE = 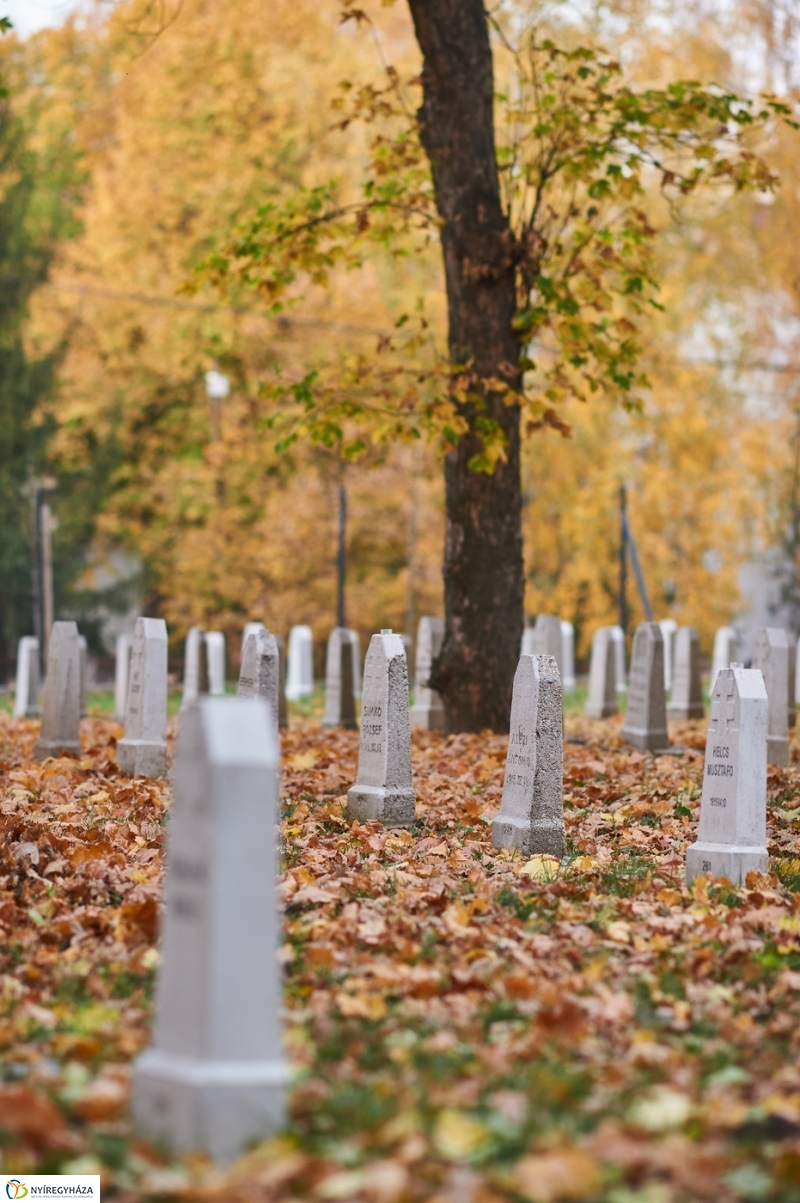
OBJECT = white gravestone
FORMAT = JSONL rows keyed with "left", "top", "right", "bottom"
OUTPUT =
{"left": 658, "top": 619, "right": 678, "bottom": 692}
{"left": 492, "top": 654, "right": 564, "bottom": 858}
{"left": 585, "top": 627, "right": 617, "bottom": 719}
{"left": 752, "top": 627, "right": 790, "bottom": 767}
{"left": 132, "top": 696, "right": 286, "bottom": 1163}
{"left": 181, "top": 626, "right": 208, "bottom": 710}
{"left": 118, "top": 618, "right": 168, "bottom": 778}
{"left": 347, "top": 629, "right": 415, "bottom": 828}
{"left": 529, "top": 614, "right": 564, "bottom": 677}
{"left": 621, "top": 622, "right": 669, "bottom": 751}
{"left": 78, "top": 634, "right": 88, "bottom": 717}
{"left": 789, "top": 639, "right": 797, "bottom": 730}
{"left": 286, "top": 625, "right": 314, "bottom": 701}
{"left": 242, "top": 620, "right": 265, "bottom": 653}
{"left": 711, "top": 626, "right": 739, "bottom": 693}
{"left": 685, "top": 666, "right": 769, "bottom": 884}
{"left": 34, "top": 621, "right": 81, "bottom": 760}
{"left": 520, "top": 626, "right": 535, "bottom": 657}
{"left": 667, "top": 627, "right": 705, "bottom": 720}
{"left": 409, "top": 616, "right": 445, "bottom": 730}
{"left": 560, "top": 621, "right": 576, "bottom": 692}
{"left": 114, "top": 633, "right": 132, "bottom": 721}
{"left": 14, "top": 637, "right": 40, "bottom": 717}
{"left": 610, "top": 625, "right": 627, "bottom": 691}
{"left": 205, "top": 631, "right": 226, "bottom": 696}
{"left": 322, "top": 628, "right": 359, "bottom": 730}
{"left": 237, "top": 629, "right": 281, "bottom": 747}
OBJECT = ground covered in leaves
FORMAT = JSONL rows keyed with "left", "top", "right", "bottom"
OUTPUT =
{"left": 3, "top": 708, "right": 800, "bottom": 1201}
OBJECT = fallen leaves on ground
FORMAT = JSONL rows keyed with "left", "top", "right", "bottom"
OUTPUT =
{"left": 3, "top": 708, "right": 800, "bottom": 1199}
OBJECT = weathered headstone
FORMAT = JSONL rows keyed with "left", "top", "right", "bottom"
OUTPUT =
{"left": 34, "top": 621, "right": 81, "bottom": 760}
{"left": 238, "top": 628, "right": 281, "bottom": 745}
{"left": 667, "top": 627, "right": 705, "bottom": 720}
{"left": 78, "top": 634, "right": 88, "bottom": 717}
{"left": 530, "top": 614, "right": 564, "bottom": 677}
{"left": 752, "top": 627, "right": 790, "bottom": 766}
{"left": 118, "top": 618, "right": 169, "bottom": 778}
{"left": 409, "top": 616, "right": 445, "bottom": 730}
{"left": 242, "top": 620, "right": 265, "bottom": 652}
{"left": 205, "top": 631, "right": 226, "bottom": 696}
{"left": 347, "top": 629, "right": 415, "bottom": 827}
{"left": 14, "top": 637, "right": 40, "bottom": 718}
{"left": 322, "top": 627, "right": 359, "bottom": 730}
{"left": 492, "top": 654, "right": 564, "bottom": 857}
{"left": 711, "top": 625, "right": 739, "bottom": 693}
{"left": 132, "top": 696, "right": 285, "bottom": 1162}
{"left": 620, "top": 622, "right": 669, "bottom": 751}
{"left": 685, "top": 665, "right": 769, "bottom": 884}
{"left": 560, "top": 621, "right": 576, "bottom": 692}
{"left": 181, "top": 626, "right": 208, "bottom": 710}
{"left": 609, "top": 625, "right": 627, "bottom": 691}
{"left": 286, "top": 625, "right": 314, "bottom": 701}
{"left": 114, "top": 633, "right": 132, "bottom": 721}
{"left": 658, "top": 618, "right": 678, "bottom": 692}
{"left": 585, "top": 627, "right": 617, "bottom": 719}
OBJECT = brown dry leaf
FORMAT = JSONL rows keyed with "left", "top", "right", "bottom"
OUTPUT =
{"left": 514, "top": 1148, "right": 601, "bottom": 1201}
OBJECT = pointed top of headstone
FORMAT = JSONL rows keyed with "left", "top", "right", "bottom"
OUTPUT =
{"left": 585, "top": 627, "right": 617, "bottom": 720}
{"left": 238, "top": 628, "right": 281, "bottom": 743}
{"left": 621, "top": 621, "right": 669, "bottom": 751}
{"left": 118, "top": 617, "right": 168, "bottom": 778}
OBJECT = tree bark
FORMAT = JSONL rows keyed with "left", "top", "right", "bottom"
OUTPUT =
{"left": 406, "top": 0, "right": 523, "bottom": 732}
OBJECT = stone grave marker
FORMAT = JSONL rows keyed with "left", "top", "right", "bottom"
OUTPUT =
{"left": 275, "top": 634, "right": 288, "bottom": 730}
{"left": 520, "top": 626, "right": 535, "bottom": 657}
{"left": 118, "top": 618, "right": 169, "bottom": 778}
{"left": 560, "top": 621, "right": 576, "bottom": 692}
{"left": 409, "top": 616, "right": 445, "bottom": 730}
{"left": 492, "top": 654, "right": 564, "bottom": 857}
{"left": 667, "top": 627, "right": 705, "bottom": 720}
{"left": 711, "top": 626, "right": 739, "bottom": 693}
{"left": 530, "top": 614, "right": 564, "bottom": 676}
{"left": 659, "top": 619, "right": 677, "bottom": 692}
{"left": 685, "top": 665, "right": 769, "bottom": 884}
{"left": 585, "top": 627, "right": 617, "bottom": 719}
{"left": 14, "top": 637, "right": 40, "bottom": 718}
{"left": 752, "top": 627, "right": 790, "bottom": 766}
{"left": 795, "top": 635, "right": 800, "bottom": 710}
{"left": 347, "top": 629, "right": 415, "bottom": 827}
{"left": 132, "top": 696, "right": 286, "bottom": 1162}
{"left": 242, "top": 620, "right": 265, "bottom": 652}
{"left": 34, "top": 621, "right": 81, "bottom": 759}
{"left": 609, "top": 625, "right": 627, "bottom": 691}
{"left": 114, "top": 633, "right": 132, "bottom": 721}
{"left": 322, "top": 628, "right": 359, "bottom": 729}
{"left": 789, "top": 638, "right": 797, "bottom": 730}
{"left": 78, "top": 634, "right": 88, "bottom": 717}
{"left": 181, "top": 626, "right": 208, "bottom": 710}
{"left": 621, "top": 622, "right": 669, "bottom": 751}
{"left": 238, "top": 628, "right": 281, "bottom": 745}
{"left": 286, "top": 625, "right": 314, "bottom": 701}
{"left": 205, "top": 631, "right": 227, "bottom": 696}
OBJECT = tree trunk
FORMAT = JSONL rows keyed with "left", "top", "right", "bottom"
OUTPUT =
{"left": 406, "top": 0, "right": 523, "bottom": 733}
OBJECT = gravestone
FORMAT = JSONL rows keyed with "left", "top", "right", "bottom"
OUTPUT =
{"left": 560, "top": 621, "right": 576, "bottom": 692}
{"left": 492, "top": 654, "right": 564, "bottom": 857}
{"left": 520, "top": 626, "right": 536, "bottom": 657}
{"left": 118, "top": 618, "right": 169, "bottom": 778}
{"left": 347, "top": 629, "right": 415, "bottom": 827}
{"left": 34, "top": 621, "right": 81, "bottom": 760}
{"left": 286, "top": 625, "right": 314, "bottom": 701}
{"left": 530, "top": 614, "right": 564, "bottom": 676}
{"left": 14, "top": 637, "right": 40, "bottom": 718}
{"left": 409, "top": 616, "right": 445, "bottom": 730}
{"left": 609, "top": 625, "right": 627, "bottom": 691}
{"left": 711, "top": 626, "right": 739, "bottom": 693}
{"left": 114, "top": 633, "right": 132, "bottom": 721}
{"left": 658, "top": 619, "right": 678, "bottom": 692}
{"left": 795, "top": 635, "right": 800, "bottom": 708}
{"left": 181, "top": 626, "right": 208, "bottom": 710}
{"left": 242, "top": 620, "right": 265, "bottom": 653}
{"left": 789, "top": 639, "right": 797, "bottom": 730}
{"left": 132, "top": 696, "right": 285, "bottom": 1162}
{"left": 620, "top": 622, "right": 669, "bottom": 751}
{"left": 205, "top": 631, "right": 227, "bottom": 696}
{"left": 585, "top": 627, "right": 617, "bottom": 719}
{"left": 667, "top": 627, "right": 705, "bottom": 720}
{"left": 238, "top": 628, "right": 281, "bottom": 745}
{"left": 685, "top": 665, "right": 769, "bottom": 884}
{"left": 275, "top": 634, "right": 288, "bottom": 730}
{"left": 752, "top": 627, "right": 790, "bottom": 766}
{"left": 78, "top": 634, "right": 88, "bottom": 717}
{"left": 322, "top": 628, "right": 359, "bottom": 729}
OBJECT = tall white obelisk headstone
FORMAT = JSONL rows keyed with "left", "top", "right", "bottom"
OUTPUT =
{"left": 658, "top": 619, "right": 677, "bottom": 692}
{"left": 685, "top": 666, "right": 769, "bottom": 884}
{"left": 14, "top": 637, "right": 40, "bottom": 718}
{"left": 610, "top": 625, "right": 627, "bottom": 691}
{"left": 409, "top": 616, "right": 445, "bottom": 730}
{"left": 560, "top": 621, "right": 576, "bottom": 692}
{"left": 585, "top": 627, "right": 617, "bottom": 719}
{"left": 621, "top": 622, "right": 669, "bottom": 751}
{"left": 667, "top": 627, "right": 705, "bottom": 720}
{"left": 117, "top": 618, "right": 168, "bottom": 778}
{"left": 237, "top": 628, "right": 281, "bottom": 747}
{"left": 34, "top": 621, "right": 81, "bottom": 759}
{"left": 711, "top": 626, "right": 738, "bottom": 693}
{"left": 205, "top": 631, "right": 226, "bottom": 696}
{"left": 286, "top": 625, "right": 314, "bottom": 701}
{"left": 322, "top": 628, "right": 359, "bottom": 729}
{"left": 530, "top": 614, "right": 564, "bottom": 676}
{"left": 347, "top": 630, "right": 415, "bottom": 828}
{"left": 132, "top": 697, "right": 286, "bottom": 1163}
{"left": 114, "top": 633, "right": 132, "bottom": 721}
{"left": 752, "top": 627, "right": 790, "bottom": 767}
{"left": 492, "top": 654, "right": 564, "bottom": 857}
{"left": 181, "top": 626, "right": 208, "bottom": 711}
